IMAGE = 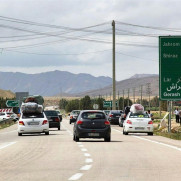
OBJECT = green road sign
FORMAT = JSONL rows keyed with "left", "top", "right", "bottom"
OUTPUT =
{"left": 6, "top": 100, "right": 19, "bottom": 107}
{"left": 159, "top": 36, "right": 181, "bottom": 100}
{"left": 103, "top": 101, "right": 118, "bottom": 108}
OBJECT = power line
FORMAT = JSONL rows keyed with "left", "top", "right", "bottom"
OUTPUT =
{"left": 5, "top": 48, "right": 111, "bottom": 56}
{"left": 116, "top": 51, "right": 158, "bottom": 62}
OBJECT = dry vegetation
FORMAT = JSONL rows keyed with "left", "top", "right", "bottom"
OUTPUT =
{"left": 0, "top": 89, "right": 15, "bottom": 98}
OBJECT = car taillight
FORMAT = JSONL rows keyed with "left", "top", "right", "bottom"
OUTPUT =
{"left": 109, "top": 114, "right": 113, "bottom": 117}
{"left": 77, "top": 120, "right": 83, "bottom": 125}
{"left": 148, "top": 121, "right": 153, "bottom": 124}
{"left": 7, "top": 115, "right": 10, "bottom": 117}
{"left": 19, "top": 121, "right": 25, "bottom": 126}
{"left": 126, "top": 120, "right": 132, "bottom": 124}
{"left": 70, "top": 116, "right": 73, "bottom": 119}
{"left": 124, "top": 114, "right": 126, "bottom": 118}
{"left": 55, "top": 118, "right": 60, "bottom": 122}
{"left": 104, "top": 120, "right": 110, "bottom": 125}
{"left": 42, "top": 120, "right": 48, "bottom": 125}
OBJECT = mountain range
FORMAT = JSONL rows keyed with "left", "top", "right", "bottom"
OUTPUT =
{"left": 0, "top": 71, "right": 112, "bottom": 96}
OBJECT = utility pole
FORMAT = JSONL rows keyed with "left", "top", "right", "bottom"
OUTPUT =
{"left": 127, "top": 88, "right": 130, "bottom": 106}
{"left": 146, "top": 83, "right": 152, "bottom": 110}
{"left": 112, "top": 20, "right": 116, "bottom": 110}
{"left": 118, "top": 90, "right": 120, "bottom": 110}
{"left": 110, "top": 92, "right": 112, "bottom": 101}
{"left": 140, "top": 85, "right": 143, "bottom": 105}
{"left": 122, "top": 90, "right": 125, "bottom": 110}
{"left": 133, "top": 87, "right": 136, "bottom": 104}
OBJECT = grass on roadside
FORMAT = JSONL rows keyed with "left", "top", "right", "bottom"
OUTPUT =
{"left": 0, "top": 120, "right": 15, "bottom": 130}
{"left": 154, "top": 126, "right": 181, "bottom": 140}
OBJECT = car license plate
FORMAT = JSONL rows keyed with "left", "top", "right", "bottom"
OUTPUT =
{"left": 116, "top": 116, "right": 120, "bottom": 117}
{"left": 88, "top": 133, "right": 99, "bottom": 136}
{"left": 28, "top": 122, "right": 39, "bottom": 125}
{"left": 135, "top": 127, "right": 144, "bottom": 130}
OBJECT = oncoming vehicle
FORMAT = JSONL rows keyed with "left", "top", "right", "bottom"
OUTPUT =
{"left": 18, "top": 112, "right": 49, "bottom": 136}
{"left": 44, "top": 110, "right": 61, "bottom": 130}
{"left": 123, "top": 112, "right": 153, "bottom": 135}
{"left": 73, "top": 110, "right": 111, "bottom": 142}
{"left": 69, "top": 110, "right": 80, "bottom": 124}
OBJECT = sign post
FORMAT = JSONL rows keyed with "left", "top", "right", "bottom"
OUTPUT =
{"left": 159, "top": 36, "right": 181, "bottom": 132}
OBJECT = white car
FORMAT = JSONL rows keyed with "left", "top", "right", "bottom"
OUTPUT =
{"left": 123, "top": 112, "right": 153, "bottom": 135}
{"left": 18, "top": 112, "right": 49, "bottom": 136}
{"left": 0, "top": 112, "right": 12, "bottom": 121}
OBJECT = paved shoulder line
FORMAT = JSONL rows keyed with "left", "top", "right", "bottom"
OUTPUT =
{"left": 112, "top": 128, "right": 181, "bottom": 152}
{"left": 0, "top": 142, "right": 16, "bottom": 150}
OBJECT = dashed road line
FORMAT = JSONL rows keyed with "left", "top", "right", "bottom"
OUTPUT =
{"left": 68, "top": 173, "right": 83, "bottom": 181}
{"left": 80, "top": 165, "right": 92, "bottom": 171}
{"left": 84, "top": 153, "right": 91, "bottom": 157}
{"left": 62, "top": 122, "right": 92, "bottom": 180}
{"left": 81, "top": 148, "right": 87, "bottom": 152}
{"left": 85, "top": 158, "right": 93, "bottom": 163}
{"left": 0, "top": 142, "right": 16, "bottom": 150}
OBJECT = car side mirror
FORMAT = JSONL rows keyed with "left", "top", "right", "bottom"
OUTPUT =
{"left": 151, "top": 118, "right": 154, "bottom": 121}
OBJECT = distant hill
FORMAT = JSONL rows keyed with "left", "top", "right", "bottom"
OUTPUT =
{"left": 0, "top": 71, "right": 112, "bottom": 96}
{"left": 0, "top": 89, "right": 15, "bottom": 98}
{"left": 76, "top": 74, "right": 159, "bottom": 98}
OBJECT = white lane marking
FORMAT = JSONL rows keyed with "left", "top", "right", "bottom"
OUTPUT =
{"left": 85, "top": 158, "right": 93, "bottom": 163}
{"left": 78, "top": 145, "right": 84, "bottom": 147}
{"left": 68, "top": 173, "right": 83, "bottom": 181}
{"left": 0, "top": 130, "right": 17, "bottom": 135}
{"left": 113, "top": 128, "right": 181, "bottom": 153}
{"left": 84, "top": 153, "right": 91, "bottom": 157}
{"left": 133, "top": 136, "right": 181, "bottom": 152}
{"left": 80, "top": 165, "right": 92, "bottom": 171}
{"left": 77, "top": 142, "right": 82, "bottom": 145}
{"left": 0, "top": 142, "right": 16, "bottom": 150}
{"left": 81, "top": 148, "right": 87, "bottom": 152}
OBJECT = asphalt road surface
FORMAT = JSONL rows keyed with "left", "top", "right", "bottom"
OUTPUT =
{"left": 1, "top": 118, "right": 181, "bottom": 181}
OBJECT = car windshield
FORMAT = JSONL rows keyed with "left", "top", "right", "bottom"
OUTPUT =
{"left": 22, "top": 113, "right": 44, "bottom": 119}
{"left": 44, "top": 111, "right": 58, "bottom": 116}
{"left": 129, "top": 112, "right": 149, "bottom": 118}
{"left": 82, "top": 112, "right": 105, "bottom": 119}
{"left": 72, "top": 111, "right": 80, "bottom": 115}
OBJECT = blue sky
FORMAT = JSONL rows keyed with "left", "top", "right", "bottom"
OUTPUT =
{"left": 0, "top": 0, "right": 180, "bottom": 80}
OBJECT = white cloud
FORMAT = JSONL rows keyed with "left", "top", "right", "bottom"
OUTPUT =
{"left": 0, "top": 0, "right": 179, "bottom": 80}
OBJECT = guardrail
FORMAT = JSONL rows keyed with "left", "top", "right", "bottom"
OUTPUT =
{"left": 0, "top": 118, "right": 15, "bottom": 125}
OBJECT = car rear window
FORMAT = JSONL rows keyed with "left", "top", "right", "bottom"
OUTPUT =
{"left": 44, "top": 111, "right": 58, "bottom": 116}
{"left": 22, "top": 113, "right": 44, "bottom": 119}
{"left": 129, "top": 113, "right": 149, "bottom": 118}
{"left": 72, "top": 111, "right": 80, "bottom": 114}
{"left": 0, "top": 113, "right": 5, "bottom": 116}
{"left": 82, "top": 112, "right": 105, "bottom": 119}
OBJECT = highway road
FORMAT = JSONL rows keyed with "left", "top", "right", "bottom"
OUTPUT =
{"left": 1, "top": 118, "right": 181, "bottom": 181}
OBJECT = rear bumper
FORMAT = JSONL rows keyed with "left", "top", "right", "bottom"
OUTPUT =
{"left": 49, "top": 122, "right": 60, "bottom": 128}
{"left": 76, "top": 126, "right": 111, "bottom": 138}
{"left": 124, "top": 125, "right": 153, "bottom": 133}
{"left": 109, "top": 118, "right": 119, "bottom": 124}
{"left": 18, "top": 125, "right": 49, "bottom": 134}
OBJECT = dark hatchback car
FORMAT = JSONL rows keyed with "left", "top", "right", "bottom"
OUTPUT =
{"left": 44, "top": 110, "right": 61, "bottom": 130}
{"left": 108, "top": 110, "right": 123, "bottom": 125}
{"left": 73, "top": 110, "right": 111, "bottom": 142}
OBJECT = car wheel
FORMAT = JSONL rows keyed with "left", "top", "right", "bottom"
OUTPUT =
{"left": 123, "top": 129, "right": 125, "bottom": 135}
{"left": 69, "top": 121, "right": 71, "bottom": 124}
{"left": 104, "top": 136, "right": 111, "bottom": 142}
{"left": 58, "top": 126, "right": 60, "bottom": 130}
{"left": 148, "top": 132, "right": 153, "bottom": 136}
{"left": 125, "top": 132, "right": 128, "bottom": 135}
{"left": 45, "top": 131, "right": 49, "bottom": 135}
{"left": 73, "top": 134, "right": 75, "bottom": 141}
{"left": 75, "top": 135, "right": 79, "bottom": 142}
{"left": 18, "top": 133, "right": 22, "bottom": 136}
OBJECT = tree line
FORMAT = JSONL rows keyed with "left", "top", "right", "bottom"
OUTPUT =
{"left": 59, "top": 95, "right": 168, "bottom": 112}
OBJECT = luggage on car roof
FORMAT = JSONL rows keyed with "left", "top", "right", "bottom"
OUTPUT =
{"left": 130, "top": 104, "right": 144, "bottom": 114}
